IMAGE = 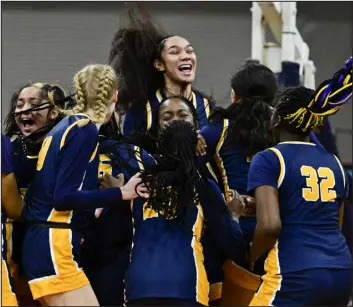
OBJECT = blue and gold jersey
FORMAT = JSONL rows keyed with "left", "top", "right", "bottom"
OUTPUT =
{"left": 200, "top": 118, "right": 252, "bottom": 198}
{"left": 125, "top": 175, "right": 245, "bottom": 305}
{"left": 98, "top": 138, "right": 155, "bottom": 181}
{"left": 9, "top": 137, "right": 38, "bottom": 272}
{"left": 82, "top": 138, "right": 155, "bottom": 266}
{"left": 2, "top": 133, "right": 14, "bottom": 260}
{"left": 248, "top": 141, "right": 352, "bottom": 274}
{"left": 22, "top": 114, "right": 99, "bottom": 229}
{"left": 125, "top": 199, "right": 209, "bottom": 305}
{"left": 200, "top": 118, "right": 256, "bottom": 245}
{"left": 199, "top": 119, "right": 257, "bottom": 292}
{"left": 123, "top": 89, "right": 213, "bottom": 136}
{"left": 126, "top": 197, "right": 208, "bottom": 305}
{"left": 11, "top": 137, "right": 38, "bottom": 197}
{"left": 1, "top": 133, "right": 18, "bottom": 307}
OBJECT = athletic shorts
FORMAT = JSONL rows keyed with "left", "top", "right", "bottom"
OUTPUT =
{"left": 2, "top": 259, "right": 18, "bottom": 306}
{"left": 250, "top": 267, "right": 353, "bottom": 306}
{"left": 22, "top": 225, "right": 89, "bottom": 300}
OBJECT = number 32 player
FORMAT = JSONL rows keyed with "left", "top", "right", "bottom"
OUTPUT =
{"left": 247, "top": 59, "right": 353, "bottom": 307}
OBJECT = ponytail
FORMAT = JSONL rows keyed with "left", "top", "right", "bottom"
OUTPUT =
{"left": 279, "top": 57, "right": 352, "bottom": 134}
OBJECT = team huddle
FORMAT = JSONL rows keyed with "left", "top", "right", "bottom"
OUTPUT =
{"left": 1, "top": 6, "right": 353, "bottom": 307}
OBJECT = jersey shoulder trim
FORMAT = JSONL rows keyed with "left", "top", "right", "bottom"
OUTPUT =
{"left": 268, "top": 147, "right": 286, "bottom": 188}
{"left": 60, "top": 118, "right": 91, "bottom": 149}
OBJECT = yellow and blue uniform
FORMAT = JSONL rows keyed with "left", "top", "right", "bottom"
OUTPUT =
{"left": 8, "top": 137, "right": 38, "bottom": 279}
{"left": 21, "top": 114, "right": 125, "bottom": 299}
{"left": 82, "top": 137, "right": 154, "bottom": 306}
{"left": 200, "top": 119, "right": 256, "bottom": 239}
{"left": 199, "top": 118, "right": 258, "bottom": 300}
{"left": 2, "top": 133, "right": 19, "bottom": 306}
{"left": 125, "top": 177, "right": 246, "bottom": 306}
{"left": 123, "top": 89, "right": 213, "bottom": 137}
{"left": 248, "top": 141, "right": 353, "bottom": 306}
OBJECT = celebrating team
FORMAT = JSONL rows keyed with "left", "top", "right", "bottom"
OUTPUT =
{"left": 2, "top": 6, "right": 352, "bottom": 307}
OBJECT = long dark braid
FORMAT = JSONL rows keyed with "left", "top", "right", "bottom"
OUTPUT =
{"left": 140, "top": 120, "right": 206, "bottom": 220}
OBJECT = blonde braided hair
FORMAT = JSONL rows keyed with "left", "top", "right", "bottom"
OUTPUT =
{"left": 56, "top": 64, "right": 118, "bottom": 123}
{"left": 93, "top": 65, "right": 115, "bottom": 123}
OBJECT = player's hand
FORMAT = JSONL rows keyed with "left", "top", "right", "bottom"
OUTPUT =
{"left": 241, "top": 195, "right": 256, "bottom": 217}
{"left": 227, "top": 189, "right": 245, "bottom": 221}
{"left": 120, "top": 172, "right": 150, "bottom": 200}
{"left": 100, "top": 173, "right": 124, "bottom": 189}
{"left": 196, "top": 131, "right": 207, "bottom": 156}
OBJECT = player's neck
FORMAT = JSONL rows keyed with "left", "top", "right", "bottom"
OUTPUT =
{"left": 164, "top": 78, "right": 192, "bottom": 100}
{"left": 83, "top": 109, "right": 102, "bottom": 130}
{"left": 280, "top": 131, "right": 310, "bottom": 143}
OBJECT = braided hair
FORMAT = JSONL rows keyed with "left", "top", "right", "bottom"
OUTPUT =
{"left": 57, "top": 64, "right": 118, "bottom": 124}
{"left": 275, "top": 57, "right": 352, "bottom": 136}
{"left": 140, "top": 120, "right": 206, "bottom": 220}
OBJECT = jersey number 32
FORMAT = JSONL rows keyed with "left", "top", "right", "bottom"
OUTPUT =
{"left": 300, "top": 165, "right": 337, "bottom": 202}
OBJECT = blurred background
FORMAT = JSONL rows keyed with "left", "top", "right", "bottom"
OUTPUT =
{"left": 1, "top": 1, "right": 352, "bottom": 164}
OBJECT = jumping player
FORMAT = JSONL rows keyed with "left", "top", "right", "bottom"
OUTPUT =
{"left": 109, "top": 5, "right": 213, "bottom": 151}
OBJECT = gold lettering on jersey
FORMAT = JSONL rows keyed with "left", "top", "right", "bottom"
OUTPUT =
{"left": 98, "top": 154, "right": 112, "bottom": 178}
{"left": 318, "top": 167, "right": 337, "bottom": 202}
{"left": 300, "top": 165, "right": 337, "bottom": 202}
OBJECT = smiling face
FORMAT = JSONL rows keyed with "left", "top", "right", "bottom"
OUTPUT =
{"left": 14, "top": 86, "right": 52, "bottom": 136}
{"left": 154, "top": 36, "right": 197, "bottom": 85}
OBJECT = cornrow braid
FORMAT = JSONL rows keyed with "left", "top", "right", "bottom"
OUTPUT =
{"left": 276, "top": 57, "right": 352, "bottom": 135}
{"left": 93, "top": 66, "right": 113, "bottom": 123}
{"left": 55, "top": 64, "right": 118, "bottom": 123}
{"left": 55, "top": 73, "right": 86, "bottom": 117}
{"left": 72, "top": 73, "right": 87, "bottom": 114}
